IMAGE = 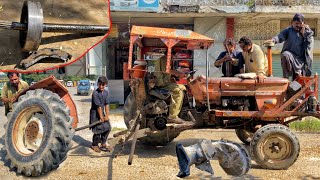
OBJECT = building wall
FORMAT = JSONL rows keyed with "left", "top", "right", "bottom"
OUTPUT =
{"left": 86, "top": 42, "right": 106, "bottom": 76}
{"left": 193, "top": 16, "right": 320, "bottom": 78}
{"left": 194, "top": 17, "right": 226, "bottom": 77}
{"left": 65, "top": 58, "right": 86, "bottom": 76}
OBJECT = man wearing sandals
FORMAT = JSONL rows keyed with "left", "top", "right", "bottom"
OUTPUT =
{"left": 90, "top": 76, "right": 112, "bottom": 153}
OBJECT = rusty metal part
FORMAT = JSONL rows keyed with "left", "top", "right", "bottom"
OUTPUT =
{"left": 20, "top": 48, "right": 72, "bottom": 69}
{"left": 0, "top": 1, "right": 109, "bottom": 52}
{"left": 264, "top": 40, "right": 275, "bottom": 76}
{"left": 176, "top": 139, "right": 251, "bottom": 178}
{"left": 128, "top": 122, "right": 141, "bottom": 165}
{"left": 25, "top": 121, "right": 39, "bottom": 141}
{"left": 12, "top": 108, "right": 45, "bottom": 156}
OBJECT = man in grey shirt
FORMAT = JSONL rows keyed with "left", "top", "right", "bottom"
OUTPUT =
{"left": 266, "top": 13, "right": 314, "bottom": 80}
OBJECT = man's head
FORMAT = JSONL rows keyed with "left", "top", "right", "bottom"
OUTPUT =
{"left": 223, "top": 38, "right": 236, "bottom": 53}
{"left": 292, "top": 13, "right": 305, "bottom": 31}
{"left": 97, "top": 76, "right": 108, "bottom": 91}
{"left": 239, "top": 36, "right": 252, "bottom": 52}
{"left": 7, "top": 72, "right": 20, "bottom": 87}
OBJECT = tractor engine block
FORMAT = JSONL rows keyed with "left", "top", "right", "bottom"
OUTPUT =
{"left": 144, "top": 100, "right": 168, "bottom": 115}
{"left": 221, "top": 97, "right": 250, "bottom": 111}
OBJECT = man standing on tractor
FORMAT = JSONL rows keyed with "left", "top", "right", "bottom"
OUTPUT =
{"left": 214, "top": 38, "right": 244, "bottom": 77}
{"left": 239, "top": 36, "right": 268, "bottom": 82}
{"left": 153, "top": 53, "right": 187, "bottom": 124}
{"left": 266, "top": 13, "right": 314, "bottom": 80}
{"left": 0, "top": 72, "right": 29, "bottom": 116}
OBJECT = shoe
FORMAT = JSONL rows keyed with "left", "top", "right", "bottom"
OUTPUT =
{"left": 100, "top": 144, "right": 113, "bottom": 152}
{"left": 167, "top": 117, "right": 185, "bottom": 124}
{"left": 91, "top": 146, "right": 101, "bottom": 153}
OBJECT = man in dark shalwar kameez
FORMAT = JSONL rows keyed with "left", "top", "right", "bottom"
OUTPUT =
{"left": 267, "top": 13, "right": 314, "bottom": 80}
{"left": 90, "top": 76, "right": 112, "bottom": 153}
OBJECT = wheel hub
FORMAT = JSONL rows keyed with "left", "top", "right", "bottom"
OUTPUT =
{"left": 154, "top": 116, "right": 167, "bottom": 130}
{"left": 269, "top": 142, "right": 281, "bottom": 153}
{"left": 25, "top": 121, "right": 39, "bottom": 141}
{"left": 262, "top": 136, "right": 291, "bottom": 160}
{"left": 13, "top": 107, "right": 46, "bottom": 156}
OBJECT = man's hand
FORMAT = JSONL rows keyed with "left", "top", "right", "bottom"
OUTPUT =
{"left": 1, "top": 97, "right": 13, "bottom": 103}
{"left": 300, "top": 24, "right": 309, "bottom": 37}
{"left": 257, "top": 75, "right": 266, "bottom": 83}
{"left": 101, "top": 116, "right": 109, "bottom": 122}
{"left": 224, "top": 54, "right": 232, "bottom": 62}
{"left": 264, "top": 39, "right": 275, "bottom": 46}
{"left": 230, "top": 58, "right": 239, "bottom": 65}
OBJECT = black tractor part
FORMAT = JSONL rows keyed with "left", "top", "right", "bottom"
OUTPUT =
{"left": 124, "top": 92, "right": 180, "bottom": 146}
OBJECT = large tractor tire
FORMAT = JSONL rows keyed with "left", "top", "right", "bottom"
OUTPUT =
{"left": 250, "top": 124, "right": 300, "bottom": 170}
{"left": 3, "top": 89, "right": 74, "bottom": 176}
{"left": 235, "top": 129, "right": 254, "bottom": 145}
{"left": 124, "top": 92, "right": 180, "bottom": 146}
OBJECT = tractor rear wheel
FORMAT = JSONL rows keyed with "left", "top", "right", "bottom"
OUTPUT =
{"left": 124, "top": 92, "right": 179, "bottom": 146}
{"left": 235, "top": 129, "right": 254, "bottom": 145}
{"left": 3, "top": 89, "right": 74, "bottom": 176}
{"left": 250, "top": 124, "right": 300, "bottom": 169}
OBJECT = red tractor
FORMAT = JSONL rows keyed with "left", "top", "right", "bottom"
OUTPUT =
{"left": 124, "top": 25, "right": 320, "bottom": 170}
{"left": 2, "top": 25, "right": 319, "bottom": 177}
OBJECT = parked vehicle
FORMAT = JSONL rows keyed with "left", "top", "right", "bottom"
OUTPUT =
{"left": 66, "top": 81, "right": 73, "bottom": 87}
{"left": 90, "top": 81, "right": 95, "bottom": 91}
{"left": 77, "top": 79, "right": 91, "bottom": 95}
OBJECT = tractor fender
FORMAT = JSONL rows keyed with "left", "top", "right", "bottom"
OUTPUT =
{"left": 14, "top": 75, "right": 79, "bottom": 128}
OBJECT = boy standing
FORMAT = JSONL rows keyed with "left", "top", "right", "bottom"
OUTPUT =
{"left": 90, "top": 76, "right": 112, "bottom": 152}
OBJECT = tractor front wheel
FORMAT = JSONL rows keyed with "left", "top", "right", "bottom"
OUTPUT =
{"left": 3, "top": 89, "right": 74, "bottom": 176}
{"left": 250, "top": 124, "right": 300, "bottom": 169}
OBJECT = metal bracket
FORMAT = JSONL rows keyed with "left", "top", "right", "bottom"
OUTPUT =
{"left": 20, "top": 48, "right": 72, "bottom": 69}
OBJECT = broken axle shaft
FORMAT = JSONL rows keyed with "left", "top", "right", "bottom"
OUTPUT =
{"left": 0, "top": 21, "right": 109, "bottom": 34}
{"left": 0, "top": 1, "right": 109, "bottom": 52}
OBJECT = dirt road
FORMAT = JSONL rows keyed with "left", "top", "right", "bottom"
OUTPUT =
{"left": 0, "top": 87, "right": 319, "bottom": 179}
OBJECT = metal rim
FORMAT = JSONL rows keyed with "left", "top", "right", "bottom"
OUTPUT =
{"left": 12, "top": 106, "right": 47, "bottom": 156}
{"left": 20, "top": 1, "right": 43, "bottom": 52}
{"left": 260, "top": 133, "right": 292, "bottom": 162}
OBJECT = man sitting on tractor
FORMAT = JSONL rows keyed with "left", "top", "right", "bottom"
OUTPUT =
{"left": 214, "top": 38, "right": 244, "bottom": 77}
{"left": 0, "top": 72, "right": 29, "bottom": 116}
{"left": 152, "top": 53, "right": 187, "bottom": 124}
{"left": 239, "top": 36, "right": 268, "bottom": 82}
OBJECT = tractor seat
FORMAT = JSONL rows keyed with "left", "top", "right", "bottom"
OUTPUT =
{"left": 148, "top": 88, "right": 171, "bottom": 100}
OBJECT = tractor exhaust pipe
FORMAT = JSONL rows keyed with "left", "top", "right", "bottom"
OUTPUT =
{"left": 176, "top": 140, "right": 251, "bottom": 178}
